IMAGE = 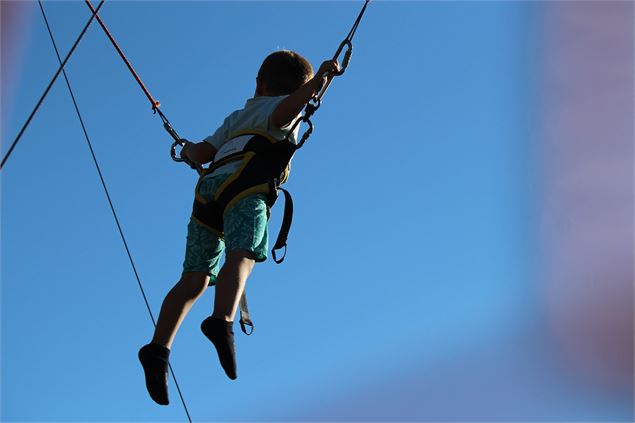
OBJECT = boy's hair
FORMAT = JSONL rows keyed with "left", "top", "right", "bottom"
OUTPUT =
{"left": 257, "top": 50, "right": 314, "bottom": 96}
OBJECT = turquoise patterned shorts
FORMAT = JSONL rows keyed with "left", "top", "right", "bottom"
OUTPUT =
{"left": 182, "top": 172, "right": 269, "bottom": 283}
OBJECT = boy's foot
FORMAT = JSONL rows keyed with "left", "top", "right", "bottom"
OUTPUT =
{"left": 201, "top": 316, "right": 237, "bottom": 380}
{"left": 138, "top": 343, "right": 170, "bottom": 405}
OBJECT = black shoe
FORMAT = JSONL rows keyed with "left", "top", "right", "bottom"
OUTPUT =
{"left": 201, "top": 317, "right": 237, "bottom": 380}
{"left": 138, "top": 343, "right": 170, "bottom": 405}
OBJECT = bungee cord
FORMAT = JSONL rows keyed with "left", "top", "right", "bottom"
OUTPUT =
{"left": 36, "top": 2, "right": 193, "bottom": 421}
{"left": 317, "top": 0, "right": 370, "bottom": 103}
{"left": 286, "top": 0, "right": 371, "bottom": 149}
{"left": 82, "top": 0, "right": 195, "bottom": 171}
{"left": 83, "top": 0, "right": 160, "bottom": 110}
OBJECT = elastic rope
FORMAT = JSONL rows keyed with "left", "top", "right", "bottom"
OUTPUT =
{"left": 345, "top": 0, "right": 370, "bottom": 43}
{"left": 84, "top": 0, "right": 160, "bottom": 110}
{"left": 37, "top": 3, "right": 192, "bottom": 421}
{"left": 0, "top": 0, "right": 105, "bottom": 171}
{"left": 293, "top": 0, "right": 371, "bottom": 148}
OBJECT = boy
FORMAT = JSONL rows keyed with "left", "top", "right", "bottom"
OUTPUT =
{"left": 138, "top": 50, "right": 340, "bottom": 405}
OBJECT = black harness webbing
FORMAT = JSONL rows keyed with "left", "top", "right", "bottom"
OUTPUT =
{"left": 237, "top": 187, "right": 292, "bottom": 333}
{"left": 239, "top": 292, "right": 254, "bottom": 335}
{"left": 192, "top": 135, "right": 296, "bottom": 234}
{"left": 192, "top": 134, "right": 298, "bottom": 334}
{"left": 271, "top": 188, "right": 293, "bottom": 264}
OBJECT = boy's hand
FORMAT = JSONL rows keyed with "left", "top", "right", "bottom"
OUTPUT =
{"left": 316, "top": 59, "right": 341, "bottom": 81}
{"left": 271, "top": 59, "right": 340, "bottom": 129}
{"left": 180, "top": 141, "right": 200, "bottom": 172}
{"left": 313, "top": 60, "right": 341, "bottom": 95}
{"left": 181, "top": 140, "right": 212, "bottom": 172}
{"left": 180, "top": 140, "right": 194, "bottom": 161}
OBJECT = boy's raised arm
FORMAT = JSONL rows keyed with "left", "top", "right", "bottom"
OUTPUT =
{"left": 271, "top": 60, "right": 340, "bottom": 129}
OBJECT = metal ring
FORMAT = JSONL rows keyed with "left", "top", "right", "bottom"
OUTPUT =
{"left": 170, "top": 140, "right": 186, "bottom": 162}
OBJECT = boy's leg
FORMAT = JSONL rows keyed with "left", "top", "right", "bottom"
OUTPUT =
{"left": 152, "top": 271, "right": 210, "bottom": 348}
{"left": 151, "top": 215, "right": 224, "bottom": 349}
{"left": 213, "top": 249, "right": 255, "bottom": 322}
{"left": 201, "top": 249, "right": 255, "bottom": 380}
{"left": 201, "top": 193, "right": 267, "bottom": 380}
{"left": 140, "top": 214, "right": 223, "bottom": 405}
{"left": 139, "top": 271, "right": 209, "bottom": 405}
{"left": 211, "top": 193, "right": 267, "bottom": 322}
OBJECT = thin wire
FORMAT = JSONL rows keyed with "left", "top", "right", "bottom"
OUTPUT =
{"left": 0, "top": 0, "right": 105, "bottom": 171}
{"left": 37, "top": 3, "right": 192, "bottom": 421}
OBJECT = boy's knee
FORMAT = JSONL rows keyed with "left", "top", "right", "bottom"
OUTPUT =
{"left": 225, "top": 249, "right": 256, "bottom": 271}
{"left": 178, "top": 272, "right": 210, "bottom": 294}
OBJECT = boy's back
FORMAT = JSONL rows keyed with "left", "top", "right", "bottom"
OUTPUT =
{"left": 203, "top": 95, "right": 300, "bottom": 176}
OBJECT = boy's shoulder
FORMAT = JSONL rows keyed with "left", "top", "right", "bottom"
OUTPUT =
{"left": 244, "top": 95, "right": 287, "bottom": 109}
{"left": 228, "top": 95, "right": 287, "bottom": 122}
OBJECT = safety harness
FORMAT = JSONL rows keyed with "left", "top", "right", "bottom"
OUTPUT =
{"left": 191, "top": 132, "right": 291, "bottom": 241}
{"left": 190, "top": 131, "right": 297, "bottom": 333}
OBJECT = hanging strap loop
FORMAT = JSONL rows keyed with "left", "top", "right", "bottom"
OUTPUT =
{"left": 239, "top": 292, "right": 254, "bottom": 335}
{"left": 271, "top": 188, "right": 294, "bottom": 264}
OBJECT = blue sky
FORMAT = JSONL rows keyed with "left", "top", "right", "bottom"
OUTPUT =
{"left": 2, "top": 1, "right": 633, "bottom": 422}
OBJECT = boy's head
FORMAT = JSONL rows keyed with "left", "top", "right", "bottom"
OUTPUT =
{"left": 256, "top": 50, "right": 314, "bottom": 96}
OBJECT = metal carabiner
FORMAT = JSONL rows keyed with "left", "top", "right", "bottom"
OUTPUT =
{"left": 314, "top": 40, "right": 353, "bottom": 102}
{"left": 305, "top": 97, "right": 321, "bottom": 117}
{"left": 170, "top": 138, "right": 187, "bottom": 162}
{"left": 154, "top": 108, "right": 201, "bottom": 173}
{"left": 333, "top": 39, "right": 353, "bottom": 76}
{"left": 171, "top": 139, "right": 203, "bottom": 174}
{"left": 296, "top": 117, "right": 314, "bottom": 149}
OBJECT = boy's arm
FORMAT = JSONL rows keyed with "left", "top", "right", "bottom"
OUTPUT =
{"left": 271, "top": 60, "right": 340, "bottom": 129}
{"left": 182, "top": 141, "right": 217, "bottom": 165}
